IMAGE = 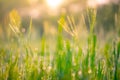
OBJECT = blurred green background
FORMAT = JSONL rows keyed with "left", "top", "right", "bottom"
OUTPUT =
{"left": 0, "top": 0, "right": 120, "bottom": 80}
{"left": 0, "top": 0, "right": 120, "bottom": 41}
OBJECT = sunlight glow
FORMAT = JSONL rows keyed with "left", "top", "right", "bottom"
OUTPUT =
{"left": 46, "top": 0, "right": 63, "bottom": 8}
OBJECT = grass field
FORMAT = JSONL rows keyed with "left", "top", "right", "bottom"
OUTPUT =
{"left": 0, "top": 8, "right": 120, "bottom": 80}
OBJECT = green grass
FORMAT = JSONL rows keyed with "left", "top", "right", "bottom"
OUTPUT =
{"left": 0, "top": 9, "right": 120, "bottom": 80}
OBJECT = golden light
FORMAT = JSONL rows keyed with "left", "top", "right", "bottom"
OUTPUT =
{"left": 88, "top": 0, "right": 110, "bottom": 7}
{"left": 46, "top": 0, "right": 63, "bottom": 8}
{"left": 28, "top": 0, "right": 38, "bottom": 5}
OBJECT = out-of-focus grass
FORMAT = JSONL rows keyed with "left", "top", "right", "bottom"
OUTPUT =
{"left": 0, "top": 8, "right": 120, "bottom": 80}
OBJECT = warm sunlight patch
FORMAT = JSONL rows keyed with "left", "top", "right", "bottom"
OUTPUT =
{"left": 46, "top": 0, "right": 63, "bottom": 8}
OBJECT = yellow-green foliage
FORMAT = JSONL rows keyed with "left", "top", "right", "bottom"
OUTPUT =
{"left": 9, "top": 9, "right": 21, "bottom": 35}
{"left": 0, "top": 8, "right": 120, "bottom": 80}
